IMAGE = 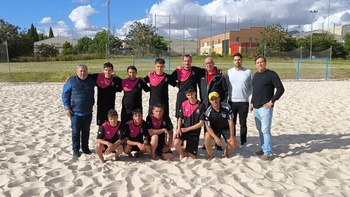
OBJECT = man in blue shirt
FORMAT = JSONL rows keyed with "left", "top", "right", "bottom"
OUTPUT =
{"left": 62, "top": 64, "right": 95, "bottom": 159}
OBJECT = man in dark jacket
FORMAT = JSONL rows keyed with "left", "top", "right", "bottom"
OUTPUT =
{"left": 199, "top": 57, "right": 228, "bottom": 151}
{"left": 62, "top": 64, "right": 95, "bottom": 159}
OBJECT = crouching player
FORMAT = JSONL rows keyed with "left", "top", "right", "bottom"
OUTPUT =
{"left": 123, "top": 108, "right": 150, "bottom": 157}
{"left": 95, "top": 109, "right": 124, "bottom": 163}
{"left": 205, "top": 92, "right": 237, "bottom": 160}
{"left": 146, "top": 104, "right": 174, "bottom": 160}
{"left": 174, "top": 88, "right": 205, "bottom": 159}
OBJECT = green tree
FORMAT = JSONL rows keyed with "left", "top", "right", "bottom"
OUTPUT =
{"left": 282, "top": 36, "right": 298, "bottom": 51}
{"left": 35, "top": 43, "right": 58, "bottom": 57}
{"left": 257, "top": 23, "right": 286, "bottom": 55}
{"left": 151, "top": 35, "right": 168, "bottom": 57}
{"left": 61, "top": 42, "right": 74, "bottom": 55}
{"left": 28, "top": 24, "right": 39, "bottom": 42}
{"left": 74, "top": 36, "right": 92, "bottom": 54}
{"left": 343, "top": 33, "right": 350, "bottom": 58}
{"left": 49, "top": 27, "right": 54, "bottom": 38}
{"left": 125, "top": 21, "right": 156, "bottom": 57}
{"left": 90, "top": 30, "right": 108, "bottom": 54}
{"left": 0, "top": 19, "right": 24, "bottom": 59}
{"left": 108, "top": 35, "right": 122, "bottom": 55}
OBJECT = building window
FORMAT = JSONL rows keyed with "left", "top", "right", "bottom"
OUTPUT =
{"left": 236, "top": 37, "right": 240, "bottom": 42}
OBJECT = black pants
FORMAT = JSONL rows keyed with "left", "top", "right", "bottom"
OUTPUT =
{"left": 229, "top": 101, "right": 249, "bottom": 145}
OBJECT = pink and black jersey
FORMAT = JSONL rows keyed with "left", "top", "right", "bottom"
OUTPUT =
{"left": 178, "top": 100, "right": 206, "bottom": 135}
{"left": 123, "top": 120, "right": 149, "bottom": 143}
{"left": 144, "top": 72, "right": 177, "bottom": 115}
{"left": 171, "top": 66, "right": 202, "bottom": 117}
{"left": 118, "top": 78, "right": 150, "bottom": 122}
{"left": 89, "top": 73, "right": 121, "bottom": 109}
{"left": 97, "top": 122, "right": 123, "bottom": 143}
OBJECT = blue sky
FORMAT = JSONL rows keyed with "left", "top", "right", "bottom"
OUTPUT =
{"left": 1, "top": 0, "right": 350, "bottom": 40}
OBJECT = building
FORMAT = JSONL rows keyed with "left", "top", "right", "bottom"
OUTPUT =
{"left": 34, "top": 36, "right": 78, "bottom": 54}
{"left": 199, "top": 27, "right": 266, "bottom": 56}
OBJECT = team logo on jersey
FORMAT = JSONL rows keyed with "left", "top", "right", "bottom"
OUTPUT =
{"left": 140, "top": 129, "right": 143, "bottom": 133}
{"left": 196, "top": 109, "right": 200, "bottom": 114}
{"left": 192, "top": 71, "right": 195, "bottom": 75}
{"left": 138, "top": 83, "right": 141, "bottom": 88}
{"left": 111, "top": 81, "right": 114, "bottom": 86}
{"left": 221, "top": 114, "right": 226, "bottom": 118}
{"left": 163, "top": 121, "right": 166, "bottom": 126}
{"left": 165, "top": 78, "right": 168, "bottom": 82}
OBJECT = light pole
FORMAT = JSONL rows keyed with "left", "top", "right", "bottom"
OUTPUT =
{"left": 310, "top": 10, "right": 318, "bottom": 58}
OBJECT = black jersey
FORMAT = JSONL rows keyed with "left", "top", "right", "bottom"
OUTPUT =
{"left": 144, "top": 72, "right": 177, "bottom": 115}
{"left": 89, "top": 73, "right": 122, "bottom": 109}
{"left": 96, "top": 122, "right": 124, "bottom": 143}
{"left": 146, "top": 114, "right": 173, "bottom": 144}
{"left": 171, "top": 66, "right": 202, "bottom": 117}
{"left": 204, "top": 103, "right": 233, "bottom": 132}
{"left": 117, "top": 78, "right": 150, "bottom": 114}
{"left": 178, "top": 100, "right": 206, "bottom": 135}
{"left": 123, "top": 120, "right": 149, "bottom": 143}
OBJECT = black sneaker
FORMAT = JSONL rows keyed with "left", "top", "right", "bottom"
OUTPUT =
{"left": 73, "top": 151, "right": 80, "bottom": 159}
{"left": 255, "top": 150, "right": 264, "bottom": 156}
{"left": 216, "top": 145, "right": 223, "bottom": 151}
{"left": 83, "top": 149, "right": 92, "bottom": 155}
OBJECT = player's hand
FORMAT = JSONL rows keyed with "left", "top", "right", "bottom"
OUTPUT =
{"left": 162, "top": 128, "right": 169, "bottom": 135}
{"left": 264, "top": 101, "right": 274, "bottom": 108}
{"left": 214, "top": 137, "right": 222, "bottom": 146}
{"left": 175, "top": 130, "right": 182, "bottom": 138}
{"left": 181, "top": 127, "right": 188, "bottom": 133}
{"left": 162, "top": 145, "right": 170, "bottom": 153}
{"left": 249, "top": 103, "right": 253, "bottom": 112}
{"left": 66, "top": 110, "right": 73, "bottom": 117}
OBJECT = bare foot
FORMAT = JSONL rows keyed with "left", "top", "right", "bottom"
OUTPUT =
{"left": 222, "top": 147, "right": 228, "bottom": 158}
{"left": 207, "top": 155, "right": 213, "bottom": 161}
{"left": 100, "top": 159, "right": 106, "bottom": 164}
{"left": 150, "top": 153, "right": 156, "bottom": 160}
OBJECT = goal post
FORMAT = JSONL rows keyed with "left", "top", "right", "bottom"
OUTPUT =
{"left": 132, "top": 57, "right": 171, "bottom": 74}
{"left": 0, "top": 41, "right": 11, "bottom": 81}
{"left": 296, "top": 58, "right": 329, "bottom": 81}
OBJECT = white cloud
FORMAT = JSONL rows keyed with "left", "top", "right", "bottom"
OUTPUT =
{"left": 114, "top": 0, "right": 350, "bottom": 40}
{"left": 68, "top": 5, "right": 98, "bottom": 31}
{"left": 40, "top": 17, "right": 54, "bottom": 24}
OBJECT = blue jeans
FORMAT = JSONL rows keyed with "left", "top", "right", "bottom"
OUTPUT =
{"left": 70, "top": 113, "right": 92, "bottom": 153}
{"left": 253, "top": 107, "right": 273, "bottom": 156}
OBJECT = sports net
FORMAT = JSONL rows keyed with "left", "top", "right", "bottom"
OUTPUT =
{"left": 296, "top": 58, "right": 329, "bottom": 81}
{"left": 0, "top": 41, "right": 10, "bottom": 81}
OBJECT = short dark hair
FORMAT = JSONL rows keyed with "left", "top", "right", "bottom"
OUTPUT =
{"left": 107, "top": 109, "right": 118, "bottom": 118}
{"left": 132, "top": 108, "right": 142, "bottom": 115}
{"left": 103, "top": 62, "right": 114, "bottom": 70}
{"left": 185, "top": 87, "right": 196, "bottom": 94}
{"left": 233, "top": 53, "right": 243, "bottom": 60}
{"left": 254, "top": 55, "right": 266, "bottom": 63}
{"left": 155, "top": 58, "right": 165, "bottom": 64}
{"left": 183, "top": 54, "right": 192, "bottom": 60}
{"left": 127, "top": 65, "right": 137, "bottom": 72}
{"left": 153, "top": 103, "right": 164, "bottom": 110}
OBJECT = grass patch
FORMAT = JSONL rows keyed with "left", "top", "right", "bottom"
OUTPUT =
{"left": 0, "top": 56, "right": 349, "bottom": 82}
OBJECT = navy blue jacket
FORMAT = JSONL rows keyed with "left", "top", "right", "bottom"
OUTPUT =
{"left": 62, "top": 75, "right": 95, "bottom": 115}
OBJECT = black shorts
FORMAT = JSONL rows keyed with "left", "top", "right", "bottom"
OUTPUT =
{"left": 176, "top": 132, "right": 200, "bottom": 156}
{"left": 216, "top": 129, "right": 231, "bottom": 141}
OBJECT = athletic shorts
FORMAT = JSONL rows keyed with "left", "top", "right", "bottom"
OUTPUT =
{"left": 215, "top": 129, "right": 231, "bottom": 141}
{"left": 176, "top": 132, "right": 200, "bottom": 156}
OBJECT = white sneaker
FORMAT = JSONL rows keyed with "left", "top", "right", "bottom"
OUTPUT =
{"left": 241, "top": 144, "right": 248, "bottom": 150}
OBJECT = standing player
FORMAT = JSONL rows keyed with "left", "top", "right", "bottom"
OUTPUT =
{"left": 144, "top": 58, "right": 177, "bottom": 116}
{"left": 89, "top": 62, "right": 122, "bottom": 126}
{"left": 95, "top": 109, "right": 124, "bottom": 163}
{"left": 123, "top": 108, "right": 150, "bottom": 157}
{"left": 146, "top": 104, "right": 174, "bottom": 160}
{"left": 225, "top": 53, "right": 253, "bottom": 150}
{"left": 117, "top": 65, "right": 150, "bottom": 123}
{"left": 174, "top": 88, "right": 205, "bottom": 159}
{"left": 204, "top": 92, "right": 237, "bottom": 160}
{"left": 171, "top": 54, "right": 202, "bottom": 118}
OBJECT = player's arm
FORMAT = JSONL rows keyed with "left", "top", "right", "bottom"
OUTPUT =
{"left": 181, "top": 120, "right": 204, "bottom": 133}
{"left": 148, "top": 128, "right": 167, "bottom": 136}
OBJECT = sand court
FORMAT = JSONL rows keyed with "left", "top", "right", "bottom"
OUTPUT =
{"left": 0, "top": 81, "right": 350, "bottom": 196}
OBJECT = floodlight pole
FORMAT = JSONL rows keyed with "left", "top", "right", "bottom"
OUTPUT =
{"left": 310, "top": 10, "right": 318, "bottom": 58}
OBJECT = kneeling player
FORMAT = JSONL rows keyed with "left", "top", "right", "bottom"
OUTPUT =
{"left": 124, "top": 108, "right": 150, "bottom": 157}
{"left": 174, "top": 88, "right": 205, "bottom": 159}
{"left": 147, "top": 104, "right": 174, "bottom": 160}
{"left": 95, "top": 109, "right": 124, "bottom": 163}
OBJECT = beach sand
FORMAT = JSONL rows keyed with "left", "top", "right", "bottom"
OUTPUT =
{"left": 0, "top": 81, "right": 349, "bottom": 196}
